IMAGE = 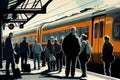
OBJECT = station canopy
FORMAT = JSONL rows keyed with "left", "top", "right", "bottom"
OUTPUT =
{"left": 0, "top": 0, "right": 53, "bottom": 29}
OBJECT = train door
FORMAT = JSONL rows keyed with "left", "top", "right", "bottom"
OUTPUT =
{"left": 93, "top": 15, "right": 105, "bottom": 63}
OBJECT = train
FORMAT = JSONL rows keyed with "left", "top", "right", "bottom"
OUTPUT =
{"left": 3, "top": 4, "right": 120, "bottom": 66}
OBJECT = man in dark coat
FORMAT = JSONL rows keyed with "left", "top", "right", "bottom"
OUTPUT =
{"left": 102, "top": 35, "right": 114, "bottom": 76}
{"left": 5, "top": 32, "right": 15, "bottom": 76}
{"left": 20, "top": 37, "right": 30, "bottom": 71}
{"left": 62, "top": 27, "right": 80, "bottom": 78}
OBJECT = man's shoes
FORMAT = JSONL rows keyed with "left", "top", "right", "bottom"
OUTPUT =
{"left": 80, "top": 74, "right": 87, "bottom": 78}
{"left": 71, "top": 75, "right": 74, "bottom": 78}
{"left": 65, "top": 75, "right": 68, "bottom": 78}
{"left": 6, "top": 73, "right": 10, "bottom": 76}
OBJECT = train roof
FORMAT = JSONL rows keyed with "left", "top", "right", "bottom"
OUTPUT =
{"left": 42, "top": 4, "right": 120, "bottom": 31}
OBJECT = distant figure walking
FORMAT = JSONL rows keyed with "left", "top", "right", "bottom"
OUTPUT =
{"left": 62, "top": 27, "right": 80, "bottom": 78}
{"left": 102, "top": 35, "right": 115, "bottom": 76}
{"left": 5, "top": 32, "right": 15, "bottom": 76}
{"left": 20, "top": 37, "right": 30, "bottom": 71}
{"left": 79, "top": 34, "right": 91, "bottom": 78}
{"left": 32, "top": 40, "right": 43, "bottom": 70}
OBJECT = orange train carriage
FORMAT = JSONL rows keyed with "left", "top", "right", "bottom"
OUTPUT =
{"left": 3, "top": 5, "right": 120, "bottom": 65}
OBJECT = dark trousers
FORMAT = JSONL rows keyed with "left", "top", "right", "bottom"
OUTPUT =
{"left": 80, "top": 60, "right": 87, "bottom": 76}
{"left": 56, "top": 55, "right": 63, "bottom": 72}
{"left": 42, "top": 54, "right": 46, "bottom": 67}
{"left": 65, "top": 55, "right": 77, "bottom": 76}
{"left": 47, "top": 58, "right": 55, "bottom": 71}
{"left": 21, "top": 56, "right": 27, "bottom": 70}
{"left": 6, "top": 60, "right": 15, "bottom": 75}
{"left": 104, "top": 62, "right": 111, "bottom": 76}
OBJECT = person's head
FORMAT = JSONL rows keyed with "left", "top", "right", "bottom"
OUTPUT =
{"left": 59, "top": 36, "right": 64, "bottom": 43}
{"left": 81, "top": 34, "right": 87, "bottom": 40}
{"left": 71, "top": 27, "right": 77, "bottom": 35}
{"left": 104, "top": 35, "right": 110, "bottom": 42}
{"left": 54, "top": 38, "right": 58, "bottom": 43}
{"left": 9, "top": 32, "right": 13, "bottom": 38}
{"left": 34, "top": 39, "right": 38, "bottom": 44}
{"left": 15, "top": 43, "right": 18, "bottom": 47}
{"left": 23, "top": 37, "right": 26, "bottom": 41}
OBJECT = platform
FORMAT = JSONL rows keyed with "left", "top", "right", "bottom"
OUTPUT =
{"left": 0, "top": 59, "right": 119, "bottom": 80}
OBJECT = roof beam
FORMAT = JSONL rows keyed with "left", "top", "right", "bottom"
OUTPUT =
{"left": 4, "top": 19, "right": 27, "bottom": 22}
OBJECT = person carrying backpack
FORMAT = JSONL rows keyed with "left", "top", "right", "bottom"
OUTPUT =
{"left": 79, "top": 34, "right": 92, "bottom": 78}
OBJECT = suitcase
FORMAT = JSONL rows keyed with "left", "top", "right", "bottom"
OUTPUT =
{"left": 23, "top": 64, "right": 31, "bottom": 72}
{"left": 14, "top": 67, "right": 21, "bottom": 78}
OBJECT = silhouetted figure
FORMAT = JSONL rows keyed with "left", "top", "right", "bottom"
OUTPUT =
{"left": 62, "top": 27, "right": 80, "bottom": 78}
{"left": 20, "top": 37, "right": 30, "bottom": 71}
{"left": 79, "top": 34, "right": 90, "bottom": 78}
{"left": 46, "top": 39, "right": 55, "bottom": 71}
{"left": 32, "top": 40, "right": 43, "bottom": 70}
{"left": 5, "top": 32, "right": 15, "bottom": 76}
{"left": 102, "top": 35, "right": 115, "bottom": 76}
{"left": 14, "top": 43, "right": 20, "bottom": 64}
{"left": 53, "top": 39, "right": 63, "bottom": 72}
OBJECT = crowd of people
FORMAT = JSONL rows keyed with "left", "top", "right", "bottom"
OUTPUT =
{"left": 3, "top": 26, "right": 115, "bottom": 79}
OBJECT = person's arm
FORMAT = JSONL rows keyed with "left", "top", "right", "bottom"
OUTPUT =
{"left": 27, "top": 44, "right": 30, "bottom": 57}
{"left": 79, "top": 40, "right": 86, "bottom": 55}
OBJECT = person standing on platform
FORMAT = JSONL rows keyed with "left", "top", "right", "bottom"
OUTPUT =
{"left": 32, "top": 40, "right": 43, "bottom": 70}
{"left": 5, "top": 32, "right": 15, "bottom": 76}
{"left": 62, "top": 27, "right": 80, "bottom": 78}
{"left": 53, "top": 39, "right": 62, "bottom": 72}
{"left": 58, "top": 36, "right": 64, "bottom": 73}
{"left": 20, "top": 37, "right": 30, "bottom": 71}
{"left": 79, "top": 34, "right": 91, "bottom": 78}
{"left": 102, "top": 35, "right": 115, "bottom": 76}
{"left": 14, "top": 43, "right": 20, "bottom": 64}
{"left": 46, "top": 39, "right": 55, "bottom": 71}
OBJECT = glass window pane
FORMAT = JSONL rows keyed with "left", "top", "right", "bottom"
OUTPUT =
{"left": 100, "top": 21, "right": 103, "bottom": 38}
{"left": 95, "top": 23, "right": 98, "bottom": 38}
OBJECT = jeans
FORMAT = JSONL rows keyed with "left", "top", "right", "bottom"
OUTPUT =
{"left": 34, "top": 53, "right": 40, "bottom": 69}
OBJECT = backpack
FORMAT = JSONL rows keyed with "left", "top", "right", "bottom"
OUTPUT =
{"left": 86, "top": 41, "right": 92, "bottom": 55}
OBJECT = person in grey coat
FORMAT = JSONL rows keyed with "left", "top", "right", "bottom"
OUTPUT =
{"left": 79, "top": 34, "right": 90, "bottom": 78}
{"left": 32, "top": 40, "right": 43, "bottom": 70}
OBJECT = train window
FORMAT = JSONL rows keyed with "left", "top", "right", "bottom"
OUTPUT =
{"left": 100, "top": 21, "right": 103, "bottom": 38}
{"left": 42, "top": 34, "right": 49, "bottom": 42}
{"left": 27, "top": 36, "right": 36, "bottom": 42}
{"left": 113, "top": 23, "right": 120, "bottom": 41}
{"left": 94, "top": 23, "right": 98, "bottom": 38}
{"left": 77, "top": 26, "right": 89, "bottom": 38}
